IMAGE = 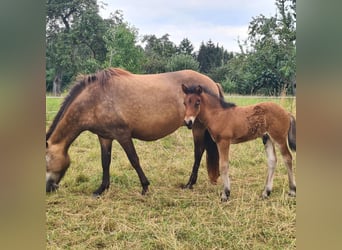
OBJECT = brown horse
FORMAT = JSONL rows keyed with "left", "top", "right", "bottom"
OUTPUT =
{"left": 181, "top": 84, "right": 296, "bottom": 201}
{"left": 46, "top": 68, "right": 223, "bottom": 196}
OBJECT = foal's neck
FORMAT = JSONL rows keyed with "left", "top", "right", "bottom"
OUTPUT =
{"left": 199, "top": 93, "right": 230, "bottom": 126}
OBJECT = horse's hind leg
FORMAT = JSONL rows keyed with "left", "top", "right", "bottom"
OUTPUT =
{"left": 278, "top": 142, "right": 296, "bottom": 196}
{"left": 262, "top": 134, "right": 277, "bottom": 198}
{"left": 183, "top": 122, "right": 205, "bottom": 189}
{"left": 118, "top": 137, "right": 150, "bottom": 195}
{"left": 93, "top": 137, "right": 113, "bottom": 196}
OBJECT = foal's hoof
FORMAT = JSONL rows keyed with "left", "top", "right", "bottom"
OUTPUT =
{"left": 288, "top": 190, "right": 296, "bottom": 197}
{"left": 221, "top": 197, "right": 229, "bottom": 202}
{"left": 262, "top": 189, "right": 271, "bottom": 199}
{"left": 220, "top": 189, "right": 230, "bottom": 202}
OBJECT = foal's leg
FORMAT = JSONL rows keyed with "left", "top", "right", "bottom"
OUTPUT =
{"left": 117, "top": 136, "right": 150, "bottom": 195}
{"left": 262, "top": 134, "right": 277, "bottom": 198}
{"left": 278, "top": 142, "right": 296, "bottom": 196}
{"left": 218, "top": 140, "right": 231, "bottom": 202}
{"left": 183, "top": 121, "right": 205, "bottom": 189}
{"left": 93, "top": 136, "right": 113, "bottom": 196}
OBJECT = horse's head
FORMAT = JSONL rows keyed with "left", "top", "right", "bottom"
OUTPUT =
{"left": 181, "top": 84, "right": 203, "bottom": 129}
{"left": 46, "top": 141, "right": 70, "bottom": 192}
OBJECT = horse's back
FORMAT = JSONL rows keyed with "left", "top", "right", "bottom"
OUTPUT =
{"left": 99, "top": 70, "right": 218, "bottom": 141}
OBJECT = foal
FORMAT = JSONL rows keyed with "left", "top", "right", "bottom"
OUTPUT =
{"left": 182, "top": 84, "right": 296, "bottom": 201}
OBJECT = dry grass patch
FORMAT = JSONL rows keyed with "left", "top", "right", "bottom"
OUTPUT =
{"left": 46, "top": 96, "right": 296, "bottom": 249}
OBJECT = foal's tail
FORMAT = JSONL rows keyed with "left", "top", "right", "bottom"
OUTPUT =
{"left": 204, "top": 130, "right": 220, "bottom": 183}
{"left": 288, "top": 115, "right": 296, "bottom": 152}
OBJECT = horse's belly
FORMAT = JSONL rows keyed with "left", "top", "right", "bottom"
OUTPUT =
{"left": 131, "top": 119, "right": 183, "bottom": 141}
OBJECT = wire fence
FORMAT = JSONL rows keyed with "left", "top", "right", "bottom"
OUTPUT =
{"left": 46, "top": 95, "right": 296, "bottom": 120}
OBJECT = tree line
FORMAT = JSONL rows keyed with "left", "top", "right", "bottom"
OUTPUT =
{"left": 46, "top": 0, "right": 296, "bottom": 95}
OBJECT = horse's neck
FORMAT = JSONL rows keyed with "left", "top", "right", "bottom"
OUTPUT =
{"left": 199, "top": 93, "right": 226, "bottom": 126}
{"left": 48, "top": 118, "right": 83, "bottom": 151}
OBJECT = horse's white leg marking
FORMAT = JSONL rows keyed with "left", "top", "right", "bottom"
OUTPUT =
{"left": 262, "top": 138, "right": 277, "bottom": 198}
{"left": 284, "top": 152, "right": 296, "bottom": 197}
{"left": 220, "top": 160, "right": 230, "bottom": 201}
{"left": 218, "top": 141, "right": 231, "bottom": 201}
{"left": 279, "top": 143, "right": 296, "bottom": 197}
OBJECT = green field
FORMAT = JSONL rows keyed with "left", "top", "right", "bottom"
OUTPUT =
{"left": 46, "top": 95, "right": 296, "bottom": 249}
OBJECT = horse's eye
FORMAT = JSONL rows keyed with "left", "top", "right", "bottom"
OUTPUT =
{"left": 195, "top": 100, "right": 200, "bottom": 107}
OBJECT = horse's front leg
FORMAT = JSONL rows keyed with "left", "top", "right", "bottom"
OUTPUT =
{"left": 217, "top": 140, "right": 231, "bottom": 202}
{"left": 93, "top": 136, "right": 113, "bottom": 196}
{"left": 118, "top": 136, "right": 150, "bottom": 195}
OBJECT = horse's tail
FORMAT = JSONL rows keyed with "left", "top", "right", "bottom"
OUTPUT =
{"left": 204, "top": 130, "right": 220, "bottom": 184}
{"left": 288, "top": 115, "right": 296, "bottom": 152}
{"left": 203, "top": 82, "right": 224, "bottom": 183}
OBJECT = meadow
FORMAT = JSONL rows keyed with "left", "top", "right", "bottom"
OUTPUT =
{"left": 46, "top": 95, "right": 296, "bottom": 249}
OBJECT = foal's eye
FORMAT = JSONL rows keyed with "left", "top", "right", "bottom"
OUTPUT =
{"left": 195, "top": 100, "right": 200, "bottom": 107}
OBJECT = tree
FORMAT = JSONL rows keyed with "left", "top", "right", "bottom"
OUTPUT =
{"left": 178, "top": 38, "right": 194, "bottom": 55}
{"left": 142, "top": 34, "right": 177, "bottom": 73}
{"left": 223, "top": 0, "right": 296, "bottom": 95}
{"left": 166, "top": 54, "right": 199, "bottom": 72}
{"left": 103, "top": 21, "right": 144, "bottom": 73}
{"left": 197, "top": 40, "right": 231, "bottom": 74}
{"left": 46, "top": 0, "right": 107, "bottom": 92}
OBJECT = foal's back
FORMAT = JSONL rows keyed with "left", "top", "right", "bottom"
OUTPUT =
{"left": 223, "top": 102, "right": 291, "bottom": 144}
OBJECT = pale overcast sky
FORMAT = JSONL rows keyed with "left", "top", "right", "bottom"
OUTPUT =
{"left": 99, "top": 0, "right": 277, "bottom": 52}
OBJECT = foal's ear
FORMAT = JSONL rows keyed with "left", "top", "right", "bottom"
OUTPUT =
{"left": 181, "top": 84, "right": 189, "bottom": 94}
{"left": 195, "top": 85, "right": 203, "bottom": 95}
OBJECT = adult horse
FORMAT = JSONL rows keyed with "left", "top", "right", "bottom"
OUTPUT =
{"left": 182, "top": 84, "right": 296, "bottom": 201}
{"left": 46, "top": 68, "right": 222, "bottom": 196}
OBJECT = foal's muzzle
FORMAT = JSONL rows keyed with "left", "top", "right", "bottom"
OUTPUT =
{"left": 184, "top": 117, "right": 195, "bottom": 129}
{"left": 184, "top": 120, "right": 193, "bottom": 129}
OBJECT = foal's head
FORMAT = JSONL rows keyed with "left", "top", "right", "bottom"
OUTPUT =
{"left": 46, "top": 142, "right": 70, "bottom": 192}
{"left": 181, "top": 84, "right": 203, "bottom": 129}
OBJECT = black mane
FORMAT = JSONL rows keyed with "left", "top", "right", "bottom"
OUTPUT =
{"left": 186, "top": 85, "right": 236, "bottom": 109}
{"left": 46, "top": 68, "right": 119, "bottom": 141}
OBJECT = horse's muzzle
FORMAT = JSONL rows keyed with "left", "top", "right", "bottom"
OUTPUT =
{"left": 46, "top": 179, "right": 59, "bottom": 193}
{"left": 184, "top": 119, "right": 193, "bottom": 129}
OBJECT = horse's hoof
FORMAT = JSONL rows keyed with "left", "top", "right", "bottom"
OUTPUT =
{"left": 181, "top": 183, "right": 193, "bottom": 189}
{"left": 141, "top": 187, "right": 149, "bottom": 195}
{"left": 92, "top": 192, "right": 101, "bottom": 198}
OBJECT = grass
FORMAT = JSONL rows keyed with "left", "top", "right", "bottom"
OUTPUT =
{"left": 46, "top": 95, "right": 296, "bottom": 249}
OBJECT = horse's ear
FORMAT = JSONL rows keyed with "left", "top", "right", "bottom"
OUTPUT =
{"left": 195, "top": 85, "right": 203, "bottom": 95}
{"left": 181, "top": 84, "right": 189, "bottom": 94}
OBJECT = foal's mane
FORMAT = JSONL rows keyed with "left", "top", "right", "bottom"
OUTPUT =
{"left": 187, "top": 85, "right": 236, "bottom": 109}
{"left": 46, "top": 68, "right": 131, "bottom": 141}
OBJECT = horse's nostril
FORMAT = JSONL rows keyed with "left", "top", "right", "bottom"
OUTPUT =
{"left": 184, "top": 120, "right": 193, "bottom": 129}
{"left": 46, "top": 180, "right": 59, "bottom": 193}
